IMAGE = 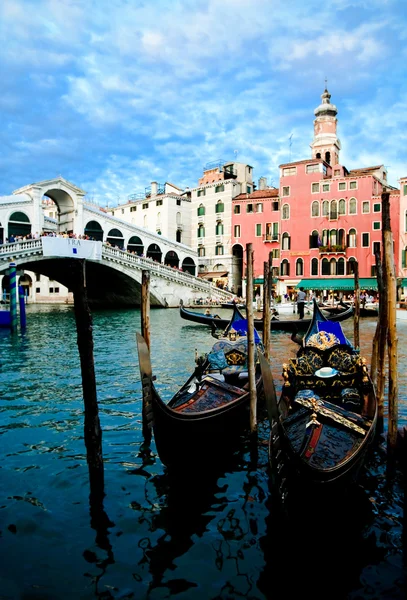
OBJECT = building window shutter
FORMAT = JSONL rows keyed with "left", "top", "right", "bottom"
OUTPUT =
{"left": 402, "top": 249, "right": 406, "bottom": 268}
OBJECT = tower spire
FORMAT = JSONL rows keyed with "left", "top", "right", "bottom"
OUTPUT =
{"left": 310, "top": 87, "right": 341, "bottom": 166}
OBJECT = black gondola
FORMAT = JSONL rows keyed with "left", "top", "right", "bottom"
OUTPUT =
{"left": 179, "top": 299, "right": 354, "bottom": 332}
{"left": 261, "top": 298, "right": 377, "bottom": 501}
{"left": 136, "top": 304, "right": 264, "bottom": 469}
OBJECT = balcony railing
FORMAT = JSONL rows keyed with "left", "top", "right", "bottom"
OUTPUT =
{"left": 319, "top": 245, "right": 346, "bottom": 254}
{"left": 263, "top": 233, "right": 280, "bottom": 243}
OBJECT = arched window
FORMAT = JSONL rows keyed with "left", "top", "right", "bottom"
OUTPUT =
{"left": 282, "top": 204, "right": 290, "bottom": 220}
{"left": 8, "top": 211, "right": 32, "bottom": 238}
{"left": 316, "top": 152, "right": 321, "bottom": 159}
{"left": 215, "top": 222, "right": 224, "bottom": 235}
{"left": 296, "top": 258, "right": 303, "bottom": 276}
{"left": 325, "top": 151, "right": 331, "bottom": 165}
{"left": 215, "top": 245, "right": 224, "bottom": 255}
{"left": 330, "top": 200, "right": 338, "bottom": 220}
{"left": 280, "top": 259, "right": 290, "bottom": 276}
{"left": 84, "top": 220, "right": 103, "bottom": 241}
{"left": 106, "top": 228, "right": 124, "bottom": 249}
{"left": 329, "top": 229, "right": 337, "bottom": 246}
{"left": 338, "top": 228, "right": 346, "bottom": 248}
{"left": 165, "top": 250, "right": 179, "bottom": 268}
{"left": 309, "top": 230, "right": 319, "bottom": 249}
{"left": 282, "top": 232, "right": 291, "bottom": 250}
{"left": 337, "top": 257, "right": 345, "bottom": 275}
{"left": 197, "top": 225, "right": 205, "bottom": 238}
{"left": 322, "top": 258, "right": 330, "bottom": 275}
{"left": 215, "top": 200, "right": 224, "bottom": 213}
{"left": 322, "top": 229, "right": 329, "bottom": 246}
{"left": 349, "top": 198, "right": 357, "bottom": 214}
{"left": 347, "top": 257, "right": 356, "bottom": 275}
{"left": 176, "top": 212, "right": 182, "bottom": 225}
{"left": 197, "top": 204, "right": 205, "bottom": 216}
{"left": 312, "top": 201, "right": 320, "bottom": 217}
{"left": 330, "top": 258, "right": 337, "bottom": 275}
{"left": 127, "top": 235, "right": 144, "bottom": 255}
{"left": 322, "top": 200, "right": 329, "bottom": 216}
{"left": 182, "top": 257, "right": 196, "bottom": 275}
{"left": 338, "top": 199, "right": 346, "bottom": 215}
{"left": 348, "top": 228, "right": 357, "bottom": 248}
{"left": 147, "top": 243, "right": 162, "bottom": 262}
{"left": 311, "top": 257, "right": 318, "bottom": 276}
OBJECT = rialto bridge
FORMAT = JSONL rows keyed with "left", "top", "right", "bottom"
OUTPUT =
{"left": 0, "top": 177, "right": 233, "bottom": 307}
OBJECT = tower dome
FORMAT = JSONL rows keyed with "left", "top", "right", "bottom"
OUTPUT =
{"left": 310, "top": 86, "right": 341, "bottom": 165}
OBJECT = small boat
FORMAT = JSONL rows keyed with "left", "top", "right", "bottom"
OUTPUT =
{"left": 136, "top": 304, "right": 264, "bottom": 469}
{"left": 322, "top": 300, "right": 379, "bottom": 318}
{"left": 179, "top": 299, "right": 354, "bottom": 332}
{"left": 261, "top": 298, "right": 377, "bottom": 501}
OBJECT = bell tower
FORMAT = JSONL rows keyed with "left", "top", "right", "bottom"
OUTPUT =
{"left": 310, "top": 86, "right": 341, "bottom": 166}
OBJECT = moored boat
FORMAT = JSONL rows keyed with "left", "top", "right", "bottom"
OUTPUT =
{"left": 180, "top": 299, "right": 354, "bottom": 333}
{"left": 137, "top": 305, "right": 264, "bottom": 469}
{"left": 262, "top": 298, "right": 377, "bottom": 502}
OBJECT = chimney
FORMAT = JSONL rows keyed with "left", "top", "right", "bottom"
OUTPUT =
{"left": 151, "top": 181, "right": 158, "bottom": 197}
{"left": 258, "top": 176, "right": 267, "bottom": 190}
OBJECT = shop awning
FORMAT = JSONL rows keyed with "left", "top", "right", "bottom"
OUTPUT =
{"left": 253, "top": 277, "right": 278, "bottom": 284}
{"left": 401, "top": 279, "right": 407, "bottom": 287}
{"left": 296, "top": 278, "right": 379, "bottom": 291}
{"left": 198, "top": 271, "right": 228, "bottom": 279}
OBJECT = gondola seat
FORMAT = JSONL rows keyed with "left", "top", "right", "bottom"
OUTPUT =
{"left": 207, "top": 338, "right": 255, "bottom": 384}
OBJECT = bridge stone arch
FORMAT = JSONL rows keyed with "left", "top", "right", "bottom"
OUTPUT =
{"left": 165, "top": 250, "right": 179, "bottom": 268}
{"left": 127, "top": 236, "right": 144, "bottom": 256}
{"left": 13, "top": 177, "right": 86, "bottom": 236}
{"left": 147, "top": 243, "right": 162, "bottom": 263}
{"left": 182, "top": 257, "right": 196, "bottom": 275}
{"left": 107, "top": 228, "right": 124, "bottom": 249}
{"left": 84, "top": 220, "right": 104, "bottom": 241}
{"left": 8, "top": 210, "right": 32, "bottom": 239}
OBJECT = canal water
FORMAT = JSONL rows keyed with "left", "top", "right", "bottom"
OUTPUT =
{"left": 0, "top": 305, "right": 405, "bottom": 599}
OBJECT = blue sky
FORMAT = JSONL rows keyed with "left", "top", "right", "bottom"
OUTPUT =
{"left": 1, "top": 0, "right": 406, "bottom": 206}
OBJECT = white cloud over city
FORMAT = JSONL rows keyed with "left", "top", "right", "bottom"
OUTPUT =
{"left": 1, "top": 0, "right": 406, "bottom": 205}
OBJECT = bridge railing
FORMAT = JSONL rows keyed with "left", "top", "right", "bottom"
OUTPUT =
{"left": 101, "top": 245, "right": 233, "bottom": 300}
{"left": 0, "top": 239, "right": 234, "bottom": 301}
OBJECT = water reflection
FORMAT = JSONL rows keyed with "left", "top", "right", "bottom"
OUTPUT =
{"left": 0, "top": 306, "right": 404, "bottom": 598}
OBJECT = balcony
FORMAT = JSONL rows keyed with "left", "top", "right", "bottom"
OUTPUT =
{"left": 319, "top": 245, "right": 346, "bottom": 254}
{"left": 198, "top": 215, "right": 205, "bottom": 224}
{"left": 263, "top": 233, "right": 279, "bottom": 243}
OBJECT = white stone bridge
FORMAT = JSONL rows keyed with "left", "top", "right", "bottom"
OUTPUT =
{"left": 0, "top": 176, "right": 233, "bottom": 306}
{"left": 0, "top": 238, "right": 233, "bottom": 307}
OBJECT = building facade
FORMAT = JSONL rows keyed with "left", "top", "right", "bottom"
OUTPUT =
{"left": 108, "top": 182, "right": 191, "bottom": 248}
{"left": 189, "top": 160, "right": 255, "bottom": 290}
{"left": 233, "top": 88, "right": 407, "bottom": 300}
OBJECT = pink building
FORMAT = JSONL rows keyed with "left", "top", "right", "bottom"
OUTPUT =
{"left": 232, "top": 88, "right": 407, "bottom": 299}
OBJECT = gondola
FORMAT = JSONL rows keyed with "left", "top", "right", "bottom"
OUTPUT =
{"left": 136, "top": 304, "right": 264, "bottom": 469}
{"left": 261, "top": 298, "right": 377, "bottom": 501}
{"left": 179, "top": 299, "right": 354, "bottom": 332}
{"left": 322, "top": 300, "right": 379, "bottom": 318}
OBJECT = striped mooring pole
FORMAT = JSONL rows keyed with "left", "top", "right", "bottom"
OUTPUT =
{"left": 18, "top": 285, "right": 27, "bottom": 331}
{"left": 9, "top": 262, "right": 18, "bottom": 333}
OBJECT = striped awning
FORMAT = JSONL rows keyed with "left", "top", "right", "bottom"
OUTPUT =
{"left": 296, "top": 278, "right": 379, "bottom": 291}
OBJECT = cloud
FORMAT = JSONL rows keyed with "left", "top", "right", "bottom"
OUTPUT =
{"left": 0, "top": 0, "right": 406, "bottom": 200}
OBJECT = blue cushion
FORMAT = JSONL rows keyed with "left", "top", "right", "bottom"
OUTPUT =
{"left": 208, "top": 350, "right": 228, "bottom": 371}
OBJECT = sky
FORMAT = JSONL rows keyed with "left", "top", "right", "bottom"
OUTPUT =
{"left": 1, "top": 0, "right": 407, "bottom": 207}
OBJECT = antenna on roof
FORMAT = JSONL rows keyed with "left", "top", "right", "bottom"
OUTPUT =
{"left": 289, "top": 134, "right": 293, "bottom": 162}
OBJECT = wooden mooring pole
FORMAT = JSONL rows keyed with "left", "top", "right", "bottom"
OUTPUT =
{"left": 71, "top": 258, "right": 104, "bottom": 500}
{"left": 262, "top": 252, "right": 273, "bottom": 361}
{"left": 140, "top": 270, "right": 152, "bottom": 443}
{"left": 246, "top": 244, "right": 257, "bottom": 433}
{"left": 141, "top": 270, "right": 151, "bottom": 351}
{"left": 353, "top": 261, "right": 360, "bottom": 350}
{"left": 382, "top": 192, "right": 398, "bottom": 456}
